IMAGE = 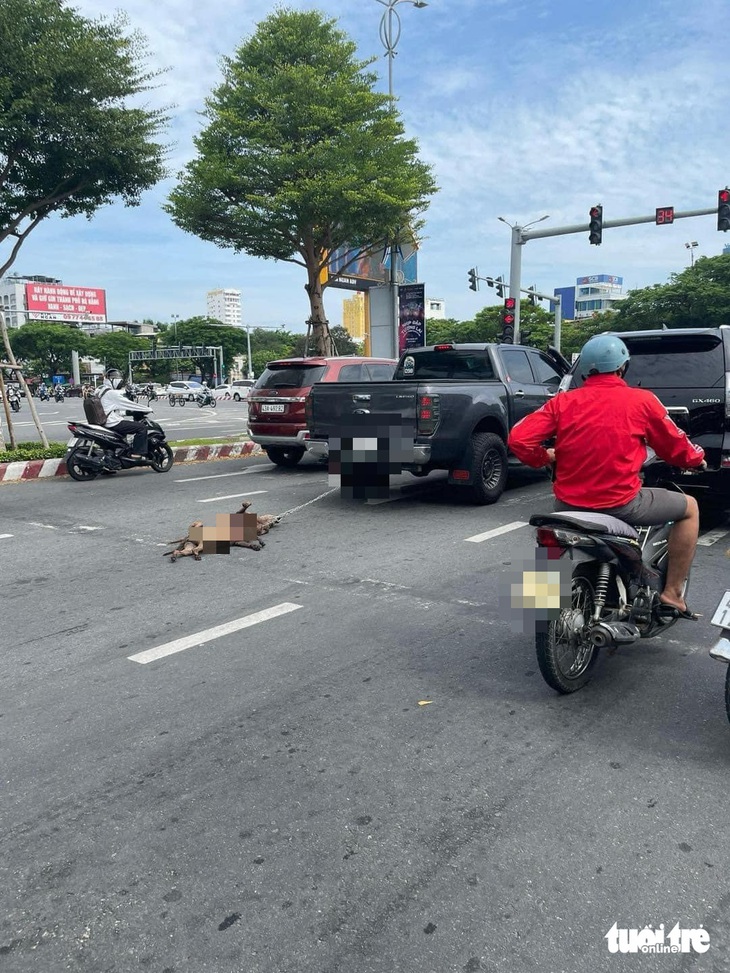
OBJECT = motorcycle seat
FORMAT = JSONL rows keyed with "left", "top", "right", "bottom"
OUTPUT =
{"left": 529, "top": 511, "right": 639, "bottom": 540}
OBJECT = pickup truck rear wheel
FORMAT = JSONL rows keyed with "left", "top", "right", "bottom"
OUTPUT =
{"left": 265, "top": 445, "right": 304, "bottom": 468}
{"left": 466, "top": 432, "right": 508, "bottom": 504}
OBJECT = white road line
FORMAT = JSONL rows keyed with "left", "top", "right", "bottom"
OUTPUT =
{"left": 698, "top": 528, "right": 729, "bottom": 547}
{"left": 465, "top": 521, "right": 529, "bottom": 544}
{"left": 128, "top": 603, "right": 303, "bottom": 664}
{"left": 197, "top": 490, "right": 268, "bottom": 503}
{"left": 176, "top": 466, "right": 268, "bottom": 483}
{"left": 27, "top": 521, "right": 60, "bottom": 530}
{"left": 0, "top": 533, "right": 13, "bottom": 539}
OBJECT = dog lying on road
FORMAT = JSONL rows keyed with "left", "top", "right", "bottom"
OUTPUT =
{"left": 163, "top": 502, "right": 282, "bottom": 561}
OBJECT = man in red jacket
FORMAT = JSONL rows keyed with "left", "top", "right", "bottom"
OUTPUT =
{"left": 508, "top": 334, "right": 706, "bottom": 618}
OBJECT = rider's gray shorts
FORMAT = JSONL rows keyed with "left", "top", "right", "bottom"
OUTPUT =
{"left": 556, "top": 488, "right": 688, "bottom": 527}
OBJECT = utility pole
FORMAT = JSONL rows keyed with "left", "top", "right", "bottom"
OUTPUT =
{"left": 502, "top": 202, "right": 722, "bottom": 344}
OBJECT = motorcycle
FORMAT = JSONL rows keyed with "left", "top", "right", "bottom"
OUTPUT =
{"left": 526, "top": 475, "right": 694, "bottom": 694}
{"left": 54, "top": 387, "right": 65, "bottom": 402}
{"left": 38, "top": 386, "right": 50, "bottom": 402}
{"left": 709, "top": 590, "right": 730, "bottom": 724}
{"left": 65, "top": 413, "right": 174, "bottom": 481}
{"left": 7, "top": 389, "right": 21, "bottom": 413}
{"left": 195, "top": 388, "right": 216, "bottom": 408}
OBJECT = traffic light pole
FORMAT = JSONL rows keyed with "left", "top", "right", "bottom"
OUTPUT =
{"left": 507, "top": 204, "right": 718, "bottom": 344}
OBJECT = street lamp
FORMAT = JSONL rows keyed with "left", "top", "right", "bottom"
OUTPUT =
{"left": 170, "top": 314, "right": 180, "bottom": 379}
{"left": 375, "top": 0, "right": 427, "bottom": 358}
{"left": 376, "top": 0, "right": 428, "bottom": 102}
{"left": 685, "top": 241, "right": 699, "bottom": 267}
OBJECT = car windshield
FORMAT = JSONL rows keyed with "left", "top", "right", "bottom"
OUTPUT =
{"left": 255, "top": 365, "right": 327, "bottom": 389}
{"left": 570, "top": 333, "right": 725, "bottom": 389}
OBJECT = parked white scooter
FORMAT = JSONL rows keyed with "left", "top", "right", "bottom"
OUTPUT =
{"left": 709, "top": 590, "right": 730, "bottom": 724}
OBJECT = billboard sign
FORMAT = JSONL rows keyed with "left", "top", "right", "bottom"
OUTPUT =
{"left": 25, "top": 283, "right": 107, "bottom": 322}
{"left": 576, "top": 275, "right": 623, "bottom": 286}
{"left": 398, "top": 283, "right": 425, "bottom": 355}
{"left": 322, "top": 240, "right": 418, "bottom": 291}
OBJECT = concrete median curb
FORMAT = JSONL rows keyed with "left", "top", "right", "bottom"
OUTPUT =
{"left": 0, "top": 441, "right": 265, "bottom": 484}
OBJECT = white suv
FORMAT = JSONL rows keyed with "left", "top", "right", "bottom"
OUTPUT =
{"left": 168, "top": 380, "right": 203, "bottom": 401}
{"left": 230, "top": 379, "right": 256, "bottom": 401}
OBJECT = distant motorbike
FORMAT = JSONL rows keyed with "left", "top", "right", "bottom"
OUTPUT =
{"left": 38, "top": 386, "right": 50, "bottom": 402}
{"left": 526, "top": 468, "right": 697, "bottom": 694}
{"left": 54, "top": 386, "right": 65, "bottom": 402}
{"left": 65, "top": 413, "right": 174, "bottom": 481}
{"left": 7, "top": 389, "right": 21, "bottom": 412}
{"left": 196, "top": 388, "right": 216, "bottom": 408}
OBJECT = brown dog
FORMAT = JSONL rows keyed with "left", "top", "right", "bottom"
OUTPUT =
{"left": 235, "top": 500, "right": 282, "bottom": 537}
{"left": 163, "top": 521, "right": 205, "bottom": 561}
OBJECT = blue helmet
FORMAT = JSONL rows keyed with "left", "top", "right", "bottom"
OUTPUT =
{"left": 579, "top": 334, "right": 630, "bottom": 377}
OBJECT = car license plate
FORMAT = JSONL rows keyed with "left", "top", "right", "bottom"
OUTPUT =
{"left": 67, "top": 436, "right": 78, "bottom": 447}
{"left": 710, "top": 590, "right": 730, "bottom": 628}
{"left": 261, "top": 403, "right": 286, "bottom": 413}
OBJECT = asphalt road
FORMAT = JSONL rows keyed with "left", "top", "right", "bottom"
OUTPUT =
{"left": 3, "top": 397, "right": 248, "bottom": 444}
{"left": 1, "top": 457, "right": 729, "bottom": 973}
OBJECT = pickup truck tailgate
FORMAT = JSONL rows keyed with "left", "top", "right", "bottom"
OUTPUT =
{"left": 309, "top": 382, "right": 421, "bottom": 435}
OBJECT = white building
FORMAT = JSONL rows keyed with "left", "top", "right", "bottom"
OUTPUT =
{"left": 425, "top": 297, "right": 446, "bottom": 319}
{"left": 554, "top": 274, "right": 627, "bottom": 320}
{"left": 0, "top": 274, "right": 62, "bottom": 327}
{"left": 207, "top": 288, "right": 242, "bottom": 327}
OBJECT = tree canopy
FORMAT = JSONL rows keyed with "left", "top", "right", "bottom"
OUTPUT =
{"left": 166, "top": 8, "right": 437, "bottom": 356}
{"left": 0, "top": 0, "right": 168, "bottom": 279}
{"left": 10, "top": 321, "right": 88, "bottom": 378}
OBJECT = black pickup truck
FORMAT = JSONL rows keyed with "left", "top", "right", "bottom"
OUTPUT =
{"left": 561, "top": 326, "right": 730, "bottom": 512}
{"left": 304, "top": 342, "right": 570, "bottom": 504}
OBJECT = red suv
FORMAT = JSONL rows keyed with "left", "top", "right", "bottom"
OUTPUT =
{"left": 248, "top": 357, "right": 397, "bottom": 467}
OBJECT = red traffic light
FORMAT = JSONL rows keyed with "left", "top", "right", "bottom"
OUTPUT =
{"left": 503, "top": 313, "right": 515, "bottom": 325}
{"left": 504, "top": 297, "right": 516, "bottom": 309}
{"left": 589, "top": 206, "right": 601, "bottom": 218}
{"left": 719, "top": 189, "right": 730, "bottom": 204}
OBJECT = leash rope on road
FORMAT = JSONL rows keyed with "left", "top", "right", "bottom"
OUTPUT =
{"left": 278, "top": 486, "right": 338, "bottom": 519}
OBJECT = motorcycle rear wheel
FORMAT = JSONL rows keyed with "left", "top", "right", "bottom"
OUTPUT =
{"left": 66, "top": 445, "right": 100, "bottom": 481}
{"left": 536, "top": 574, "right": 598, "bottom": 694}
{"left": 149, "top": 442, "right": 174, "bottom": 473}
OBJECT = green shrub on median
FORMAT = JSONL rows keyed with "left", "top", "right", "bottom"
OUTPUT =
{"left": 0, "top": 442, "right": 68, "bottom": 463}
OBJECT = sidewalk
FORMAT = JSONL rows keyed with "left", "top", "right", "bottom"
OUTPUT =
{"left": 0, "top": 441, "right": 265, "bottom": 484}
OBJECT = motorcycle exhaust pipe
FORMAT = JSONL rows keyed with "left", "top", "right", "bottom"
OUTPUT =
{"left": 72, "top": 451, "right": 104, "bottom": 471}
{"left": 589, "top": 623, "right": 616, "bottom": 649}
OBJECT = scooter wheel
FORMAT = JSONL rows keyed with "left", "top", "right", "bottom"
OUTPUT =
{"left": 66, "top": 446, "right": 100, "bottom": 481}
{"left": 149, "top": 443, "right": 174, "bottom": 473}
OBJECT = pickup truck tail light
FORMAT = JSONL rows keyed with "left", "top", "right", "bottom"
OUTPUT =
{"left": 417, "top": 393, "right": 440, "bottom": 436}
{"left": 304, "top": 392, "right": 313, "bottom": 427}
{"left": 725, "top": 372, "right": 730, "bottom": 423}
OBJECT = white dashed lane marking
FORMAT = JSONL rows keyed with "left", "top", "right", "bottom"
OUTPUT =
{"left": 697, "top": 528, "right": 729, "bottom": 547}
{"left": 465, "top": 521, "right": 529, "bottom": 544}
{"left": 197, "top": 490, "right": 268, "bottom": 504}
{"left": 0, "top": 533, "right": 13, "bottom": 539}
{"left": 176, "top": 465, "right": 270, "bottom": 483}
{"left": 128, "top": 603, "right": 303, "bottom": 664}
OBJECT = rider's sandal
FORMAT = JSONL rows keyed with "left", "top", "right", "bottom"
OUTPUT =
{"left": 657, "top": 604, "right": 702, "bottom": 621}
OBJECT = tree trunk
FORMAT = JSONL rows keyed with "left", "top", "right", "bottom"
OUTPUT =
{"left": 304, "top": 263, "right": 333, "bottom": 357}
{"left": 0, "top": 310, "right": 50, "bottom": 448}
{"left": 0, "top": 368, "right": 14, "bottom": 449}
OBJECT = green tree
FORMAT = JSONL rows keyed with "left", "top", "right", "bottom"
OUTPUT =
{"left": 11, "top": 321, "right": 88, "bottom": 378}
{"left": 609, "top": 253, "right": 730, "bottom": 331}
{"left": 166, "top": 8, "right": 437, "bottom": 357}
{"left": 290, "top": 325, "right": 360, "bottom": 357}
{"left": 0, "top": 0, "right": 168, "bottom": 444}
{"left": 85, "top": 331, "right": 151, "bottom": 375}
{"left": 160, "top": 318, "right": 248, "bottom": 383}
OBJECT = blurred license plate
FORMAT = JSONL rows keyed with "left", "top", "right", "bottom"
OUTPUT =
{"left": 67, "top": 437, "right": 78, "bottom": 447}
{"left": 710, "top": 590, "right": 730, "bottom": 628}
{"left": 261, "top": 403, "right": 286, "bottom": 413}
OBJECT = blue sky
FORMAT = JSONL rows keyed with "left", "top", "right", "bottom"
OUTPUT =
{"left": 10, "top": 0, "right": 730, "bottom": 331}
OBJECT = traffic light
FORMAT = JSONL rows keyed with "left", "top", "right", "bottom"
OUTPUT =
{"left": 495, "top": 275, "right": 505, "bottom": 298}
{"left": 718, "top": 190, "right": 730, "bottom": 232}
{"left": 589, "top": 204, "right": 603, "bottom": 245}
{"left": 500, "top": 297, "right": 516, "bottom": 344}
{"left": 468, "top": 268, "right": 478, "bottom": 291}
{"left": 527, "top": 287, "right": 538, "bottom": 307}
{"left": 520, "top": 328, "right": 533, "bottom": 345}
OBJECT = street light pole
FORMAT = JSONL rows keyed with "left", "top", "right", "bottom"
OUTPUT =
{"left": 246, "top": 324, "right": 253, "bottom": 380}
{"left": 375, "top": 0, "right": 427, "bottom": 358}
{"left": 685, "top": 241, "right": 699, "bottom": 267}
